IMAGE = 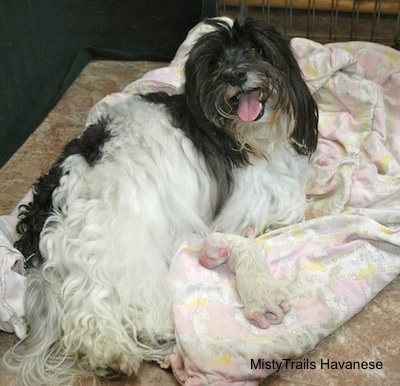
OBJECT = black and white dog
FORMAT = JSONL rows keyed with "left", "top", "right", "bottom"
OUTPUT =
{"left": 6, "top": 16, "right": 318, "bottom": 385}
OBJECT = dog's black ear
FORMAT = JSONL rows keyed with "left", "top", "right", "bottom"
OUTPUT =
{"left": 183, "top": 18, "right": 230, "bottom": 123}
{"left": 287, "top": 64, "right": 319, "bottom": 157}
{"left": 235, "top": 18, "right": 318, "bottom": 156}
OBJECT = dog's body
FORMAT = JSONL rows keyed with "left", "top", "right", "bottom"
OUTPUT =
{"left": 5, "top": 17, "right": 318, "bottom": 385}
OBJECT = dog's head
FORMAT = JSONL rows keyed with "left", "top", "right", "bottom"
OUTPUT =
{"left": 184, "top": 17, "right": 318, "bottom": 158}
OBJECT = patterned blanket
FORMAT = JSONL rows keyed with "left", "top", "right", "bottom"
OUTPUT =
{"left": 1, "top": 18, "right": 399, "bottom": 385}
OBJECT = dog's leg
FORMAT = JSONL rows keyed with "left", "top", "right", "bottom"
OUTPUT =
{"left": 200, "top": 232, "right": 289, "bottom": 329}
{"left": 16, "top": 205, "right": 176, "bottom": 384}
{"left": 62, "top": 258, "right": 175, "bottom": 382}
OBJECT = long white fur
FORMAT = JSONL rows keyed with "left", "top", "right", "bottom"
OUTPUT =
{"left": 213, "top": 143, "right": 307, "bottom": 235}
{"left": 4, "top": 89, "right": 309, "bottom": 385}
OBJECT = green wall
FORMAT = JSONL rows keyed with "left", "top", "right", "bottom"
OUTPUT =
{"left": 0, "top": 1, "right": 215, "bottom": 167}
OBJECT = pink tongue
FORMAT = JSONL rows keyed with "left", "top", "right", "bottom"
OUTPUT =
{"left": 237, "top": 90, "right": 261, "bottom": 122}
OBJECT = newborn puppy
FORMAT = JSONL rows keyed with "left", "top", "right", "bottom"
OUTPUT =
{"left": 200, "top": 232, "right": 289, "bottom": 329}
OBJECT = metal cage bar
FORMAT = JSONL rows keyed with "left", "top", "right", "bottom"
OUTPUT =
{"left": 218, "top": 0, "right": 400, "bottom": 48}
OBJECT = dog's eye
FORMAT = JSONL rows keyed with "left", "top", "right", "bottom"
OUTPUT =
{"left": 250, "top": 46, "right": 264, "bottom": 56}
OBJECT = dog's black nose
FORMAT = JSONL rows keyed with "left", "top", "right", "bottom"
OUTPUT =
{"left": 229, "top": 69, "right": 247, "bottom": 86}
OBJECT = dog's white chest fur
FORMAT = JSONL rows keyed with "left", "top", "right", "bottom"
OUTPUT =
{"left": 213, "top": 147, "right": 308, "bottom": 234}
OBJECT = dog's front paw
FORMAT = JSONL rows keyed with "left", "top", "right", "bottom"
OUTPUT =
{"left": 201, "top": 232, "right": 289, "bottom": 329}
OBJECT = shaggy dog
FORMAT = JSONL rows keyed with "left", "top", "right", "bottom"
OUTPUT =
{"left": 4, "top": 16, "right": 318, "bottom": 385}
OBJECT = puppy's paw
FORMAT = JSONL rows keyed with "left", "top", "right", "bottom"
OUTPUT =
{"left": 199, "top": 233, "right": 230, "bottom": 269}
{"left": 244, "top": 297, "right": 289, "bottom": 329}
{"left": 232, "top": 250, "right": 289, "bottom": 329}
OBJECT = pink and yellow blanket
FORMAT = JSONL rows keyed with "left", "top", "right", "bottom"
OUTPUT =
{"left": 1, "top": 18, "right": 400, "bottom": 385}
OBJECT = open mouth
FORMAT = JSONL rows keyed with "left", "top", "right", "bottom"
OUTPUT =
{"left": 232, "top": 89, "right": 267, "bottom": 122}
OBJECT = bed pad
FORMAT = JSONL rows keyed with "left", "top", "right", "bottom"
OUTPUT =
{"left": 1, "top": 18, "right": 400, "bottom": 385}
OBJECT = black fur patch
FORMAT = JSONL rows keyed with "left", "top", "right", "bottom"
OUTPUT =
{"left": 142, "top": 93, "right": 247, "bottom": 166}
{"left": 64, "top": 117, "right": 112, "bottom": 167}
{"left": 141, "top": 92, "right": 243, "bottom": 214}
{"left": 15, "top": 118, "right": 112, "bottom": 267}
